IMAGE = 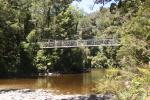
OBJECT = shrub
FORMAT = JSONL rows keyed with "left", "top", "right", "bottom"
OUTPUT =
{"left": 94, "top": 67, "right": 150, "bottom": 100}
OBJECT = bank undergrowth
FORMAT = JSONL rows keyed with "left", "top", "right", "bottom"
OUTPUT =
{"left": 94, "top": 65, "right": 150, "bottom": 100}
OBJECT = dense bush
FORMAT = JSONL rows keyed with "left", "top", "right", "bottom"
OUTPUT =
{"left": 94, "top": 67, "right": 150, "bottom": 99}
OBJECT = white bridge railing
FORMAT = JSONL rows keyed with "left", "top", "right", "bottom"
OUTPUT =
{"left": 38, "top": 39, "right": 119, "bottom": 48}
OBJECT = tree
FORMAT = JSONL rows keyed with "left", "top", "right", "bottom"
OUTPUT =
{"left": 89, "top": 0, "right": 150, "bottom": 68}
{"left": 117, "top": 0, "right": 150, "bottom": 67}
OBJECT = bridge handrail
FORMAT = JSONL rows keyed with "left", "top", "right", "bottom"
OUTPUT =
{"left": 38, "top": 39, "right": 119, "bottom": 48}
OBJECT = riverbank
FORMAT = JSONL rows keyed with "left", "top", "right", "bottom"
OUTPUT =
{"left": 0, "top": 69, "right": 91, "bottom": 78}
{"left": 0, "top": 89, "right": 116, "bottom": 100}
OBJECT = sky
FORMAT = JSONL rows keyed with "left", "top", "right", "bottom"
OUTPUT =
{"left": 71, "top": 0, "right": 113, "bottom": 13}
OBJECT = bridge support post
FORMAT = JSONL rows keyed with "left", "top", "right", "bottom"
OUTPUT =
{"left": 54, "top": 40, "right": 56, "bottom": 48}
{"left": 77, "top": 40, "right": 79, "bottom": 47}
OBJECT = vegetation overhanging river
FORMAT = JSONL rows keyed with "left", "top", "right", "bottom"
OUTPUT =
{"left": 0, "top": 69, "right": 105, "bottom": 95}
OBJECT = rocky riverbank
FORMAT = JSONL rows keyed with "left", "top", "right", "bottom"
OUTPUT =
{"left": 0, "top": 89, "right": 116, "bottom": 100}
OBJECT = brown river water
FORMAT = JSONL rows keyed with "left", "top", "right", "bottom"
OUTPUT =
{"left": 0, "top": 69, "right": 105, "bottom": 95}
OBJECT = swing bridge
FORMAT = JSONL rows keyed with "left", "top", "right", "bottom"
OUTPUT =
{"left": 38, "top": 38, "right": 119, "bottom": 48}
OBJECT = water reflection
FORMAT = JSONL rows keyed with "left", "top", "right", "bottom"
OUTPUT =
{"left": 0, "top": 69, "right": 104, "bottom": 95}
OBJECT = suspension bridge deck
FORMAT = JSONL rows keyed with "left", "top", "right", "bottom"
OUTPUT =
{"left": 38, "top": 39, "right": 119, "bottom": 48}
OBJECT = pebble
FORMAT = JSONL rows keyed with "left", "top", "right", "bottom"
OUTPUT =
{"left": 0, "top": 89, "right": 114, "bottom": 100}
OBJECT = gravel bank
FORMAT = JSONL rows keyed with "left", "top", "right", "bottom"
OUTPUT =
{"left": 0, "top": 89, "right": 115, "bottom": 100}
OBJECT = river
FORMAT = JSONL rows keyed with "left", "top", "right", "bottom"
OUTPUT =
{"left": 0, "top": 69, "right": 105, "bottom": 95}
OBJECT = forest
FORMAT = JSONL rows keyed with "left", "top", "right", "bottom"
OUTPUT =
{"left": 0, "top": 0, "right": 149, "bottom": 75}
{"left": 0, "top": 0, "right": 150, "bottom": 99}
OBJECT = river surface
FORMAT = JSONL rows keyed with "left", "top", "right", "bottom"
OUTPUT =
{"left": 0, "top": 69, "right": 105, "bottom": 95}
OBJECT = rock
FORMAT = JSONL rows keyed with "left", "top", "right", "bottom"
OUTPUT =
{"left": 0, "top": 89, "right": 113, "bottom": 100}
{"left": 88, "top": 94, "right": 97, "bottom": 100}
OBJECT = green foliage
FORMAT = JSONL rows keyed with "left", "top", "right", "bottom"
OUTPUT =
{"left": 95, "top": 79, "right": 124, "bottom": 95}
{"left": 117, "top": 35, "right": 139, "bottom": 68}
{"left": 35, "top": 50, "right": 49, "bottom": 71}
{"left": 48, "top": 6, "right": 81, "bottom": 39}
{"left": 95, "top": 67, "right": 150, "bottom": 100}
{"left": 0, "top": 0, "right": 82, "bottom": 76}
{"left": 91, "top": 46, "right": 118, "bottom": 68}
{"left": 105, "top": 68, "right": 121, "bottom": 78}
{"left": 26, "top": 29, "right": 38, "bottom": 42}
{"left": 0, "top": 0, "right": 149, "bottom": 76}
{"left": 89, "top": 0, "right": 149, "bottom": 69}
{"left": 91, "top": 52, "right": 108, "bottom": 68}
{"left": 118, "top": 76, "right": 149, "bottom": 100}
